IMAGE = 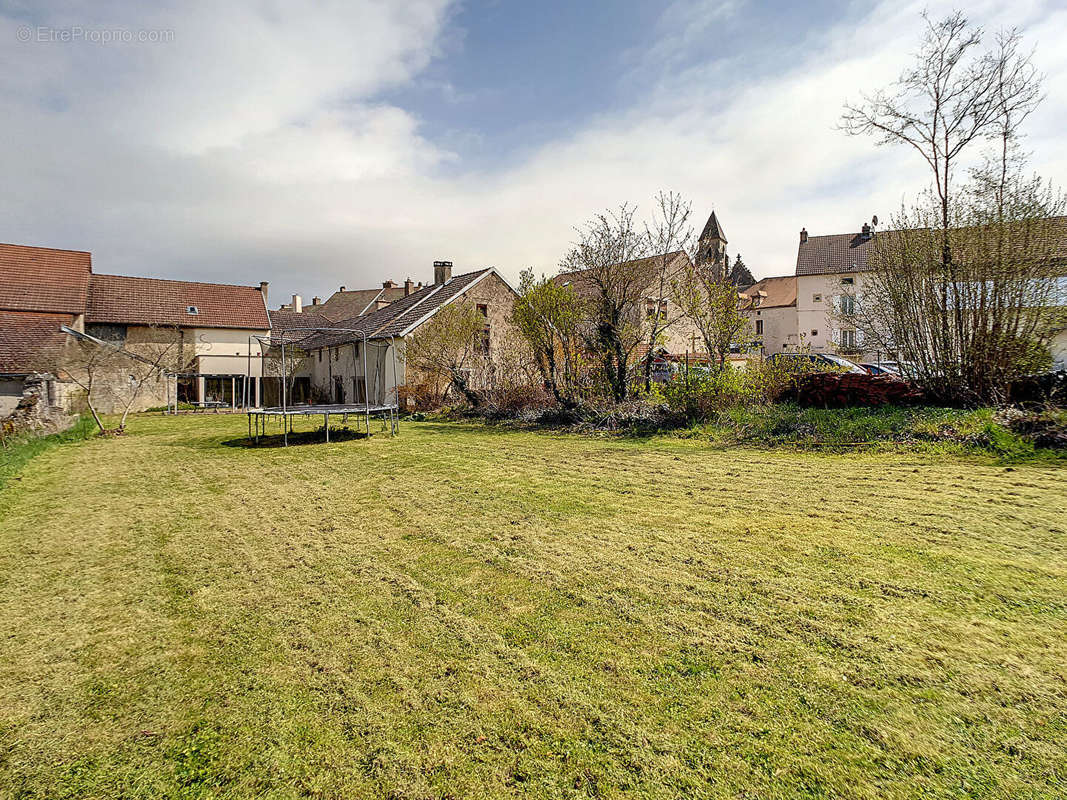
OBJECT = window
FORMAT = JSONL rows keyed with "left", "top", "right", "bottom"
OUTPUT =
{"left": 840, "top": 329, "right": 857, "bottom": 349}
{"left": 840, "top": 295, "right": 856, "bottom": 315}
{"left": 755, "top": 319, "right": 764, "bottom": 335}
{"left": 317, "top": 350, "right": 322, "bottom": 363}
{"left": 476, "top": 303, "right": 488, "bottom": 317}
{"left": 186, "top": 305, "right": 200, "bottom": 315}
{"left": 841, "top": 277, "right": 854, "bottom": 286}
{"left": 479, "top": 329, "right": 490, "bottom": 357}
{"left": 812, "top": 294, "right": 822, "bottom": 303}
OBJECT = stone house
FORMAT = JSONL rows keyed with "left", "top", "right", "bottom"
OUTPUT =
{"left": 274, "top": 261, "right": 519, "bottom": 406}
{"left": 84, "top": 273, "right": 271, "bottom": 410}
{"left": 0, "top": 243, "right": 92, "bottom": 416}
{"left": 0, "top": 241, "right": 271, "bottom": 415}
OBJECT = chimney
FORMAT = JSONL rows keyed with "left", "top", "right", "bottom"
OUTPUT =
{"left": 291, "top": 294, "right": 302, "bottom": 314}
{"left": 404, "top": 277, "right": 414, "bottom": 296}
{"left": 433, "top": 260, "right": 452, "bottom": 285}
{"left": 259, "top": 281, "right": 269, "bottom": 305}
{"left": 312, "top": 296, "right": 321, "bottom": 306}
{"left": 383, "top": 280, "right": 396, "bottom": 289}
{"left": 799, "top": 228, "right": 808, "bottom": 244}
{"left": 339, "top": 285, "right": 346, "bottom": 293}
{"left": 861, "top": 222, "right": 872, "bottom": 240}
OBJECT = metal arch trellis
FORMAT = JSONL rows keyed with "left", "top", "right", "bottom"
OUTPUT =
{"left": 245, "top": 326, "right": 401, "bottom": 446}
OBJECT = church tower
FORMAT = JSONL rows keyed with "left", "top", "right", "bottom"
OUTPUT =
{"left": 697, "top": 211, "right": 728, "bottom": 275}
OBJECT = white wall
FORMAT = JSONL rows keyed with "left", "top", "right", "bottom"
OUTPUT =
{"left": 192, "top": 327, "right": 269, "bottom": 377}
{"left": 748, "top": 305, "right": 799, "bottom": 355}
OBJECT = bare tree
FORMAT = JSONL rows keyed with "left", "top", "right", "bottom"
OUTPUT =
{"left": 560, "top": 204, "right": 652, "bottom": 402}
{"left": 840, "top": 10, "right": 1057, "bottom": 402}
{"left": 57, "top": 325, "right": 182, "bottom": 434}
{"left": 641, "top": 191, "right": 694, "bottom": 391}
{"left": 511, "top": 268, "right": 587, "bottom": 406}
{"left": 841, "top": 11, "right": 1044, "bottom": 368}
{"left": 403, "top": 303, "right": 488, "bottom": 407}
{"left": 671, "top": 260, "right": 751, "bottom": 370}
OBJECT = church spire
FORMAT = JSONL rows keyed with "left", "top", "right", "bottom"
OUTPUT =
{"left": 700, "top": 211, "right": 726, "bottom": 245}
{"left": 697, "top": 210, "right": 728, "bottom": 270}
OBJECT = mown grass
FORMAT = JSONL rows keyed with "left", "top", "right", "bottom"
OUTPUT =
{"left": 0, "top": 413, "right": 1064, "bottom": 798}
{"left": 0, "top": 416, "right": 96, "bottom": 490}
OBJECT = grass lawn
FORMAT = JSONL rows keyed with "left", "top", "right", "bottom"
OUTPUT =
{"left": 1, "top": 414, "right": 1065, "bottom": 799}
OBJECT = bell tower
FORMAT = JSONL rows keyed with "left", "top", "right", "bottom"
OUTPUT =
{"left": 697, "top": 211, "right": 728, "bottom": 275}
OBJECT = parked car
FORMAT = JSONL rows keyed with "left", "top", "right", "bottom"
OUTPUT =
{"left": 767, "top": 352, "right": 867, "bottom": 375}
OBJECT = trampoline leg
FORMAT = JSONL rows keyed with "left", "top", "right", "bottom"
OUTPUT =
{"left": 325, "top": 413, "right": 329, "bottom": 442}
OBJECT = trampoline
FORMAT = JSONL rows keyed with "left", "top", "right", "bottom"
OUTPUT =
{"left": 245, "top": 326, "right": 400, "bottom": 445}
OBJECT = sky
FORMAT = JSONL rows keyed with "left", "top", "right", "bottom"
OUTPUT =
{"left": 2, "top": 0, "right": 1065, "bottom": 306}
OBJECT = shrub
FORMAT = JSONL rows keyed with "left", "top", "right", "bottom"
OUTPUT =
{"left": 661, "top": 362, "right": 780, "bottom": 420}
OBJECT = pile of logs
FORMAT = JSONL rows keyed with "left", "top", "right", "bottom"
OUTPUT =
{"left": 780, "top": 372, "right": 925, "bottom": 408}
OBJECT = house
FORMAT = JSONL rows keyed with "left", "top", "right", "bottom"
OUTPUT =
{"left": 741, "top": 276, "right": 798, "bottom": 356}
{"left": 0, "top": 242, "right": 271, "bottom": 415}
{"left": 551, "top": 211, "right": 753, "bottom": 368}
{"left": 0, "top": 243, "right": 92, "bottom": 416}
{"left": 795, "top": 219, "right": 1067, "bottom": 366}
{"left": 308, "top": 278, "right": 426, "bottom": 321}
{"left": 84, "top": 273, "right": 271, "bottom": 410}
{"left": 276, "top": 261, "right": 518, "bottom": 406}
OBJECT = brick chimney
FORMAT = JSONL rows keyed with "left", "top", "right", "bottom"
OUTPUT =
{"left": 339, "top": 285, "right": 346, "bottom": 292}
{"left": 291, "top": 294, "right": 302, "bottom": 313}
{"left": 861, "top": 222, "right": 872, "bottom": 240}
{"left": 433, "top": 260, "right": 453, "bottom": 285}
{"left": 383, "top": 280, "right": 396, "bottom": 289}
{"left": 404, "top": 277, "right": 414, "bottom": 296}
{"left": 259, "top": 281, "right": 269, "bottom": 305}
{"left": 799, "top": 228, "right": 808, "bottom": 244}
{"left": 312, "top": 296, "right": 321, "bottom": 306}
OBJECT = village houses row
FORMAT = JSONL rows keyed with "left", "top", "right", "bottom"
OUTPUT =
{"left": 3, "top": 209, "right": 1065, "bottom": 415}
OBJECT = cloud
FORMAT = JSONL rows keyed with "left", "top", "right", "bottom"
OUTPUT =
{"left": 1, "top": 0, "right": 1064, "bottom": 306}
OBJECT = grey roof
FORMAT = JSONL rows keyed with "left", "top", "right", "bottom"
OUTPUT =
{"left": 276, "top": 269, "right": 495, "bottom": 349}
{"left": 699, "top": 211, "right": 726, "bottom": 244}
{"left": 796, "top": 217, "right": 1067, "bottom": 276}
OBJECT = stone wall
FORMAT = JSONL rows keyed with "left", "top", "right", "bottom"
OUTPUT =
{"left": 0, "top": 374, "right": 78, "bottom": 437}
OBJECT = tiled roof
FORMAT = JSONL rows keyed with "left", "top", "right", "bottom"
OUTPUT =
{"left": 796, "top": 217, "right": 1067, "bottom": 276}
{"left": 316, "top": 285, "right": 418, "bottom": 321}
{"left": 795, "top": 232, "right": 878, "bottom": 276}
{"left": 87, "top": 274, "right": 270, "bottom": 330}
{"left": 287, "top": 269, "right": 496, "bottom": 349}
{"left": 554, "top": 251, "right": 691, "bottom": 298}
{"left": 0, "top": 310, "right": 73, "bottom": 373}
{"left": 742, "top": 275, "right": 796, "bottom": 309}
{"left": 0, "top": 243, "right": 92, "bottom": 314}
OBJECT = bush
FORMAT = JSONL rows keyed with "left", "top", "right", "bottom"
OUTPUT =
{"left": 661, "top": 362, "right": 780, "bottom": 420}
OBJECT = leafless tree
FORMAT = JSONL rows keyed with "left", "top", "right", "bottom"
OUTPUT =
{"left": 841, "top": 11, "right": 1044, "bottom": 370}
{"left": 511, "top": 268, "right": 587, "bottom": 406}
{"left": 641, "top": 191, "right": 694, "bottom": 391}
{"left": 57, "top": 325, "right": 182, "bottom": 434}
{"left": 403, "top": 303, "right": 488, "bottom": 407}
{"left": 671, "top": 259, "right": 751, "bottom": 370}
{"left": 559, "top": 203, "right": 653, "bottom": 402}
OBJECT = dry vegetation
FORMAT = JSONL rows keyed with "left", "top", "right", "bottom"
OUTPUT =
{"left": 1, "top": 414, "right": 1065, "bottom": 798}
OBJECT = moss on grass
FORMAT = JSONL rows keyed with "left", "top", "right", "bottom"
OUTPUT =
{"left": 0, "top": 414, "right": 1064, "bottom": 798}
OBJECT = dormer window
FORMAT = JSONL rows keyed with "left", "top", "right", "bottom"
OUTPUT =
{"left": 186, "top": 305, "right": 200, "bottom": 315}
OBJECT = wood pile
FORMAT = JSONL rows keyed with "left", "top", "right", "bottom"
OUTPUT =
{"left": 781, "top": 372, "right": 925, "bottom": 408}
